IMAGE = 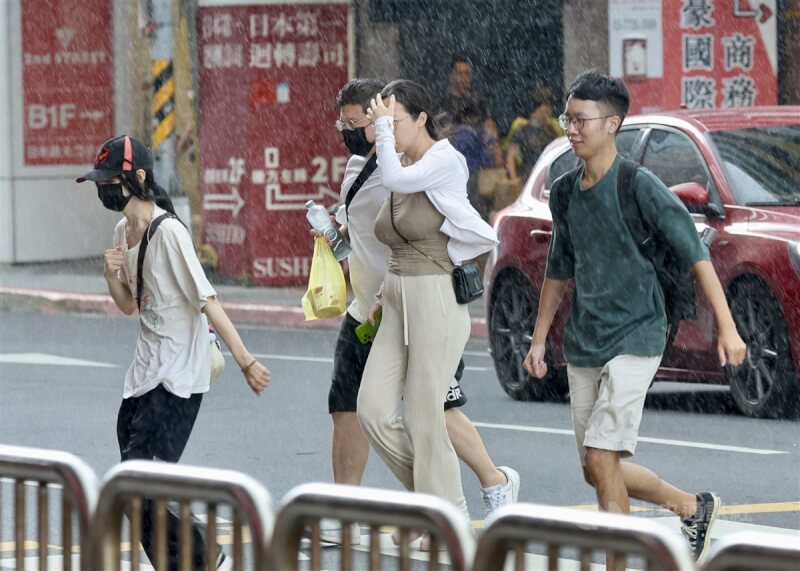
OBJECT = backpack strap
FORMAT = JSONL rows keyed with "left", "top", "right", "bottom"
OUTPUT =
{"left": 553, "top": 166, "right": 582, "bottom": 220}
{"left": 345, "top": 153, "right": 378, "bottom": 215}
{"left": 616, "top": 158, "right": 682, "bottom": 350}
{"left": 550, "top": 166, "right": 582, "bottom": 260}
{"left": 616, "top": 158, "right": 653, "bottom": 255}
{"left": 136, "top": 212, "right": 177, "bottom": 311}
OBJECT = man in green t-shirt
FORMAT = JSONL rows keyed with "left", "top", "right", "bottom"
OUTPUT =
{"left": 523, "top": 71, "right": 746, "bottom": 565}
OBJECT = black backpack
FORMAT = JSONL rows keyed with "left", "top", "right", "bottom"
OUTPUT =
{"left": 554, "top": 158, "right": 697, "bottom": 354}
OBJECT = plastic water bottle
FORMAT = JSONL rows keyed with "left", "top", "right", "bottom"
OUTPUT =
{"left": 305, "top": 200, "right": 352, "bottom": 261}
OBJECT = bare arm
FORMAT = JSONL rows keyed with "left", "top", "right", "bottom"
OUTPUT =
{"left": 104, "top": 247, "right": 136, "bottom": 315}
{"left": 203, "top": 297, "right": 271, "bottom": 395}
{"left": 692, "top": 260, "right": 746, "bottom": 367}
{"left": 524, "top": 278, "right": 570, "bottom": 378}
{"left": 532, "top": 278, "right": 569, "bottom": 344}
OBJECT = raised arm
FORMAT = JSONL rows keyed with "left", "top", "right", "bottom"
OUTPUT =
{"left": 373, "top": 116, "right": 457, "bottom": 193}
{"left": 369, "top": 94, "right": 460, "bottom": 193}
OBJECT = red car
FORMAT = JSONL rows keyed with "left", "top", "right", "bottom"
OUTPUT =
{"left": 485, "top": 106, "right": 800, "bottom": 419}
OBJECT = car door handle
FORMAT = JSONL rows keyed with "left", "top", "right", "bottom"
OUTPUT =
{"left": 530, "top": 229, "right": 552, "bottom": 242}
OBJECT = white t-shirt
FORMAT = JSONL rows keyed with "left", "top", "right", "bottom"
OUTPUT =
{"left": 114, "top": 205, "right": 217, "bottom": 399}
{"left": 340, "top": 155, "right": 391, "bottom": 323}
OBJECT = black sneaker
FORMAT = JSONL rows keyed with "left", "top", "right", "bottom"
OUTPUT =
{"left": 681, "top": 492, "right": 721, "bottom": 564}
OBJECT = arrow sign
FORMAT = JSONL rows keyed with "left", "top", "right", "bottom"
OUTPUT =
{"left": 264, "top": 184, "right": 339, "bottom": 211}
{"left": 203, "top": 187, "right": 245, "bottom": 218}
{"left": 734, "top": 0, "right": 773, "bottom": 23}
{"left": 79, "top": 110, "right": 104, "bottom": 121}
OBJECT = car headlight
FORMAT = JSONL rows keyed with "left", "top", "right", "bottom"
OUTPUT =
{"left": 789, "top": 242, "right": 800, "bottom": 278}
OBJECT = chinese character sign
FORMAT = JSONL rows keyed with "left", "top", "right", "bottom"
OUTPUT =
{"left": 21, "top": 0, "right": 114, "bottom": 166}
{"left": 197, "top": 1, "right": 351, "bottom": 286}
{"left": 613, "top": 0, "right": 777, "bottom": 114}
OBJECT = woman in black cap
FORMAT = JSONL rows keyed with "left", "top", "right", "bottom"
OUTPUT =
{"left": 78, "top": 135, "right": 270, "bottom": 570}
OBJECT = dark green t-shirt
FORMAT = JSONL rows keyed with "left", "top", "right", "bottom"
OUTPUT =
{"left": 545, "top": 155, "right": 709, "bottom": 367}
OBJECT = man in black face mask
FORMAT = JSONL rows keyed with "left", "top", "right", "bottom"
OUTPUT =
{"left": 317, "top": 79, "right": 519, "bottom": 547}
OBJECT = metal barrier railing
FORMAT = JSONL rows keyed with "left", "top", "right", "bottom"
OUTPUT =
{"left": 91, "top": 460, "right": 273, "bottom": 571}
{"left": 473, "top": 503, "right": 695, "bottom": 571}
{"left": 702, "top": 531, "right": 800, "bottom": 571}
{"left": 271, "top": 482, "right": 476, "bottom": 571}
{"left": 0, "top": 443, "right": 98, "bottom": 571}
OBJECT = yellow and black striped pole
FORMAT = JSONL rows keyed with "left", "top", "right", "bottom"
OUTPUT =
{"left": 151, "top": 59, "right": 175, "bottom": 150}
{"left": 149, "top": 0, "right": 181, "bottom": 220}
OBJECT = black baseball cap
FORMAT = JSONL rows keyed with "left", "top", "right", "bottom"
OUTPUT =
{"left": 76, "top": 135, "right": 154, "bottom": 183}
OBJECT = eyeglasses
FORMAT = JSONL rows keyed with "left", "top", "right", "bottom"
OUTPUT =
{"left": 335, "top": 117, "right": 371, "bottom": 132}
{"left": 558, "top": 114, "right": 614, "bottom": 131}
{"left": 393, "top": 114, "right": 410, "bottom": 126}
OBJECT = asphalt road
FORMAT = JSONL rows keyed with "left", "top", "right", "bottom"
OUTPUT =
{"left": 1, "top": 309, "right": 799, "bottom": 568}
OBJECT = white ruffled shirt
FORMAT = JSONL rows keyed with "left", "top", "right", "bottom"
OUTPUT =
{"left": 373, "top": 115, "right": 498, "bottom": 264}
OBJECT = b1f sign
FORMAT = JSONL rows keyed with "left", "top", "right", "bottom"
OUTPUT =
{"left": 21, "top": 0, "right": 114, "bottom": 165}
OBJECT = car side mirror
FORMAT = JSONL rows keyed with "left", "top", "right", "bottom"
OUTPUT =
{"left": 671, "top": 182, "right": 709, "bottom": 207}
{"left": 670, "top": 182, "right": 724, "bottom": 218}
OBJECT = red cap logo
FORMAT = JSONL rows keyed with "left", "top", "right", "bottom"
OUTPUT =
{"left": 95, "top": 147, "right": 110, "bottom": 165}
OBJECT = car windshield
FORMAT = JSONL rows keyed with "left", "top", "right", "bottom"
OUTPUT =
{"left": 709, "top": 125, "right": 800, "bottom": 206}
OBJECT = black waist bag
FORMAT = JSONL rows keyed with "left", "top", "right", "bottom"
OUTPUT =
{"left": 452, "top": 263, "right": 484, "bottom": 304}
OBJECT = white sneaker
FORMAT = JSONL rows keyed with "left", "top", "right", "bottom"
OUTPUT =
{"left": 318, "top": 518, "right": 361, "bottom": 546}
{"left": 481, "top": 466, "right": 521, "bottom": 519}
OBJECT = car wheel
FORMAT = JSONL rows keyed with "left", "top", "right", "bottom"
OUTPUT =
{"left": 727, "top": 280, "right": 799, "bottom": 419}
{"left": 488, "top": 272, "right": 567, "bottom": 401}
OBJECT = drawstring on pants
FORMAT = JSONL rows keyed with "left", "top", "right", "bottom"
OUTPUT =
{"left": 400, "top": 275, "right": 409, "bottom": 346}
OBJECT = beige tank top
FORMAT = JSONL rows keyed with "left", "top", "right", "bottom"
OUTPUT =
{"left": 374, "top": 192, "right": 454, "bottom": 276}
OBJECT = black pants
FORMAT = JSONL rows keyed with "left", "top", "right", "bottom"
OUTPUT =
{"left": 117, "top": 384, "right": 206, "bottom": 570}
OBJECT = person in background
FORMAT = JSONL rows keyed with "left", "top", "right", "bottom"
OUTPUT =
{"left": 506, "top": 86, "right": 562, "bottom": 184}
{"left": 440, "top": 55, "right": 488, "bottom": 129}
{"left": 449, "top": 100, "right": 500, "bottom": 220}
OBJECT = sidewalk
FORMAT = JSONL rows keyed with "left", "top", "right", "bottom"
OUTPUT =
{"left": 0, "top": 259, "right": 488, "bottom": 337}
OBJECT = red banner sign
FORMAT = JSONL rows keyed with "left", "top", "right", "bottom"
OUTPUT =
{"left": 21, "top": 0, "right": 114, "bottom": 166}
{"left": 197, "top": 1, "right": 351, "bottom": 286}
{"left": 610, "top": 0, "right": 778, "bottom": 114}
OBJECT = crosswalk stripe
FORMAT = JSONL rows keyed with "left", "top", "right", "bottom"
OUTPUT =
{"left": 565, "top": 501, "right": 800, "bottom": 517}
{"left": 471, "top": 421, "right": 787, "bottom": 455}
{"left": 0, "top": 353, "right": 118, "bottom": 368}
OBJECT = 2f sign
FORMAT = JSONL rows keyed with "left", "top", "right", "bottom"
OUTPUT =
{"left": 27, "top": 104, "right": 77, "bottom": 130}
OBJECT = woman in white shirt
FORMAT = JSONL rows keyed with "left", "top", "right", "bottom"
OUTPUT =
{"left": 356, "top": 80, "right": 497, "bottom": 532}
{"left": 77, "top": 135, "right": 270, "bottom": 570}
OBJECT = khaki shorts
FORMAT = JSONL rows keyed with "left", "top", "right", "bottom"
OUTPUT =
{"left": 567, "top": 355, "right": 662, "bottom": 465}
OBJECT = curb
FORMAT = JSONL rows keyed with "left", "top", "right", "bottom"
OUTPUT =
{"left": 0, "top": 287, "right": 489, "bottom": 338}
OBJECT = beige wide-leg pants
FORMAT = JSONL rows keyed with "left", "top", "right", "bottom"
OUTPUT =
{"left": 357, "top": 271, "right": 471, "bottom": 514}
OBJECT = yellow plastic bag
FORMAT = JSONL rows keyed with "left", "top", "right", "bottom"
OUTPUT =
{"left": 301, "top": 237, "right": 347, "bottom": 320}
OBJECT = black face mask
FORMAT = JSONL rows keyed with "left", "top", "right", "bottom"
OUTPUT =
{"left": 341, "top": 127, "right": 373, "bottom": 156}
{"left": 97, "top": 183, "right": 132, "bottom": 212}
